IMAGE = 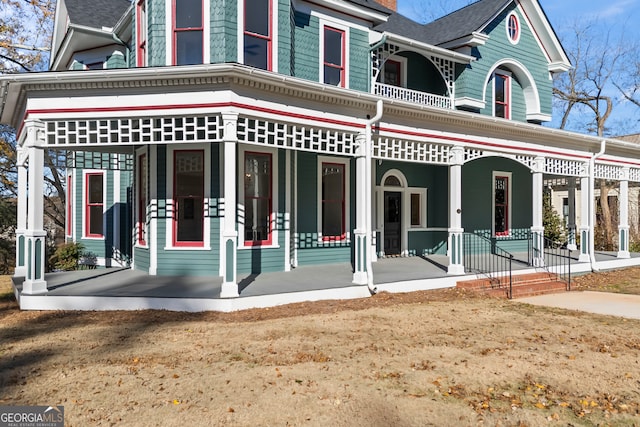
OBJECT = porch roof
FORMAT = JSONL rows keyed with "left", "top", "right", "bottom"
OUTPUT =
{"left": 1, "top": 63, "right": 638, "bottom": 163}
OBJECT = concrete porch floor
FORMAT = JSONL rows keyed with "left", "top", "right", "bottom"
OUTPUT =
{"left": 11, "top": 251, "right": 640, "bottom": 312}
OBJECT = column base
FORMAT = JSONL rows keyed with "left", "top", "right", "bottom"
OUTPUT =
{"left": 220, "top": 282, "right": 239, "bottom": 298}
{"left": 22, "top": 279, "right": 47, "bottom": 295}
{"left": 617, "top": 251, "right": 631, "bottom": 259}
{"left": 352, "top": 271, "right": 368, "bottom": 285}
{"left": 567, "top": 244, "right": 577, "bottom": 251}
{"left": 578, "top": 253, "right": 590, "bottom": 263}
{"left": 447, "top": 264, "right": 465, "bottom": 275}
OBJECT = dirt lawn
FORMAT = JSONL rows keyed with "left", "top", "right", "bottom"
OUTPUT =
{"left": 2, "top": 269, "right": 640, "bottom": 426}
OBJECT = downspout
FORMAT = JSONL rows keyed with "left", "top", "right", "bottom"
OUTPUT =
{"left": 588, "top": 140, "right": 606, "bottom": 271}
{"left": 365, "top": 99, "right": 383, "bottom": 294}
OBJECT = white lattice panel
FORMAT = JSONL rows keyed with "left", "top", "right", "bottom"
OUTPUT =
{"left": 512, "top": 155, "right": 536, "bottom": 169}
{"left": 45, "top": 115, "right": 223, "bottom": 146}
{"left": 373, "top": 137, "right": 450, "bottom": 164}
{"left": 544, "top": 158, "right": 584, "bottom": 176}
{"left": 237, "top": 117, "right": 356, "bottom": 156}
{"left": 464, "top": 148, "right": 484, "bottom": 162}
{"left": 68, "top": 152, "right": 134, "bottom": 171}
{"left": 630, "top": 168, "right": 640, "bottom": 182}
{"left": 595, "top": 164, "right": 623, "bottom": 180}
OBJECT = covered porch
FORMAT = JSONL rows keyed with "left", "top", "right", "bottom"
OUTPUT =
{"left": 12, "top": 251, "right": 640, "bottom": 312}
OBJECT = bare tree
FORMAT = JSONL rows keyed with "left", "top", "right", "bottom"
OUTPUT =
{"left": 553, "top": 20, "right": 632, "bottom": 250}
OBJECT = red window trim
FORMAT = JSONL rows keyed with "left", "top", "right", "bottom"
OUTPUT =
{"left": 66, "top": 173, "right": 73, "bottom": 237}
{"left": 321, "top": 161, "right": 346, "bottom": 241}
{"left": 494, "top": 72, "right": 510, "bottom": 119}
{"left": 494, "top": 175, "right": 509, "bottom": 237}
{"left": 244, "top": 151, "right": 273, "bottom": 246}
{"left": 138, "top": 153, "right": 147, "bottom": 245}
{"left": 136, "top": 0, "right": 147, "bottom": 67}
{"left": 172, "top": 0, "right": 204, "bottom": 65}
{"left": 173, "top": 149, "right": 205, "bottom": 247}
{"left": 85, "top": 172, "right": 104, "bottom": 238}
{"left": 243, "top": 0, "right": 273, "bottom": 71}
{"left": 323, "top": 26, "right": 345, "bottom": 88}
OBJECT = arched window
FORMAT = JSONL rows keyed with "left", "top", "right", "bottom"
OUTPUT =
{"left": 384, "top": 175, "right": 402, "bottom": 187}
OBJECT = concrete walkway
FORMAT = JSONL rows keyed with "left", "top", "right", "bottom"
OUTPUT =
{"left": 518, "top": 291, "right": 640, "bottom": 320}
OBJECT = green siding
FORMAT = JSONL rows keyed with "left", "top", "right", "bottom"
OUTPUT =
{"left": 293, "top": 11, "right": 319, "bottom": 82}
{"left": 106, "top": 52, "right": 127, "bottom": 69}
{"left": 390, "top": 52, "right": 447, "bottom": 96}
{"left": 134, "top": 247, "right": 150, "bottom": 271}
{"left": 349, "top": 27, "right": 369, "bottom": 92}
{"left": 462, "top": 157, "right": 532, "bottom": 234}
{"left": 148, "top": 0, "right": 166, "bottom": 67}
{"left": 211, "top": 0, "right": 238, "bottom": 63}
{"left": 277, "top": 0, "right": 292, "bottom": 75}
{"left": 456, "top": 4, "right": 553, "bottom": 120}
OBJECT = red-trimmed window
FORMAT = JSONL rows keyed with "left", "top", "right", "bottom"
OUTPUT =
{"left": 138, "top": 154, "right": 147, "bottom": 245}
{"left": 383, "top": 59, "right": 401, "bottom": 87}
{"left": 494, "top": 72, "right": 510, "bottom": 119}
{"left": 136, "top": 0, "right": 147, "bottom": 67}
{"left": 244, "top": 0, "right": 271, "bottom": 70}
{"left": 173, "top": 150, "right": 204, "bottom": 246}
{"left": 66, "top": 173, "right": 73, "bottom": 237}
{"left": 173, "top": 0, "right": 203, "bottom": 65}
{"left": 323, "top": 26, "right": 345, "bottom": 87}
{"left": 244, "top": 152, "right": 272, "bottom": 245}
{"left": 85, "top": 173, "right": 104, "bottom": 237}
{"left": 321, "top": 162, "right": 345, "bottom": 240}
{"left": 494, "top": 176, "right": 509, "bottom": 236}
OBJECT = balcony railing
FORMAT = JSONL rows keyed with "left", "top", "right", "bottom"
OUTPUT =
{"left": 373, "top": 82, "right": 453, "bottom": 109}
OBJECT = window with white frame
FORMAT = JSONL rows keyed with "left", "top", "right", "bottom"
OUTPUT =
{"left": 506, "top": 12, "right": 520, "bottom": 44}
{"left": 493, "top": 71, "right": 510, "bottom": 119}
{"left": 318, "top": 157, "right": 349, "bottom": 241}
{"left": 323, "top": 26, "right": 345, "bottom": 87}
{"left": 136, "top": 0, "right": 147, "bottom": 67}
{"left": 173, "top": 0, "right": 203, "bottom": 65}
{"left": 244, "top": 0, "right": 272, "bottom": 70}
{"left": 85, "top": 172, "right": 104, "bottom": 238}
{"left": 173, "top": 150, "right": 204, "bottom": 246}
{"left": 493, "top": 172, "right": 511, "bottom": 236}
{"left": 244, "top": 151, "right": 272, "bottom": 245}
{"left": 409, "top": 190, "right": 427, "bottom": 228}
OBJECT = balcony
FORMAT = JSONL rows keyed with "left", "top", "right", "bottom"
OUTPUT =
{"left": 373, "top": 82, "right": 452, "bottom": 110}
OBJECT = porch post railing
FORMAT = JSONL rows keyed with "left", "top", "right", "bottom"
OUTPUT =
{"left": 531, "top": 156, "right": 545, "bottom": 267}
{"left": 22, "top": 120, "right": 48, "bottom": 294}
{"left": 447, "top": 146, "right": 464, "bottom": 274}
{"left": 567, "top": 177, "right": 577, "bottom": 251}
{"left": 220, "top": 112, "right": 239, "bottom": 298}
{"left": 14, "top": 147, "right": 27, "bottom": 277}
{"left": 578, "top": 172, "right": 590, "bottom": 263}
{"left": 618, "top": 167, "right": 630, "bottom": 259}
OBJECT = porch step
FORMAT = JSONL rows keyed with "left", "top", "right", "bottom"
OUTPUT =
{"left": 456, "top": 272, "right": 568, "bottom": 299}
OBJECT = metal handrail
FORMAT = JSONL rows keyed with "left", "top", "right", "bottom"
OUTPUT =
{"left": 463, "top": 232, "right": 514, "bottom": 298}
{"left": 529, "top": 236, "right": 572, "bottom": 291}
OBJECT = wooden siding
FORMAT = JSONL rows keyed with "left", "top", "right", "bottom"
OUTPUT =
{"left": 134, "top": 246, "right": 150, "bottom": 271}
{"left": 277, "top": 0, "right": 292, "bottom": 75}
{"left": 210, "top": 0, "right": 238, "bottom": 63}
{"left": 293, "top": 10, "right": 319, "bottom": 83}
{"left": 147, "top": 0, "right": 166, "bottom": 67}
{"left": 349, "top": 27, "right": 370, "bottom": 92}
{"left": 456, "top": 4, "right": 553, "bottom": 119}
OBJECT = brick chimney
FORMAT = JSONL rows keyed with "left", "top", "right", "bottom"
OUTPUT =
{"left": 376, "top": 0, "right": 397, "bottom": 11}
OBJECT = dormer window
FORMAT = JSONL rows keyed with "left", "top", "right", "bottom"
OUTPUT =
{"left": 173, "top": 0, "right": 203, "bottom": 65}
{"left": 244, "top": 0, "right": 272, "bottom": 70}
{"left": 323, "top": 26, "right": 345, "bottom": 87}
{"left": 493, "top": 71, "right": 510, "bottom": 119}
{"left": 506, "top": 12, "right": 520, "bottom": 44}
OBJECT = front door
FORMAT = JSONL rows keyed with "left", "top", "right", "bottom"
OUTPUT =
{"left": 384, "top": 191, "right": 402, "bottom": 256}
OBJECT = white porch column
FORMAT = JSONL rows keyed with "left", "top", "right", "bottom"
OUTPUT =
{"left": 14, "top": 148, "right": 28, "bottom": 277}
{"left": 220, "top": 112, "right": 239, "bottom": 298}
{"left": 618, "top": 167, "right": 630, "bottom": 258}
{"left": 531, "top": 156, "right": 545, "bottom": 267}
{"left": 22, "top": 120, "right": 47, "bottom": 294}
{"left": 578, "top": 171, "right": 591, "bottom": 263}
{"left": 447, "top": 146, "right": 464, "bottom": 275}
{"left": 353, "top": 132, "right": 368, "bottom": 284}
{"left": 567, "top": 177, "right": 577, "bottom": 251}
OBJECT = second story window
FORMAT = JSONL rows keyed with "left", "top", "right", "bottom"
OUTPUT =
{"left": 173, "top": 0, "right": 203, "bottom": 65}
{"left": 383, "top": 60, "right": 401, "bottom": 87}
{"left": 244, "top": 0, "right": 271, "bottom": 70}
{"left": 494, "top": 72, "right": 510, "bottom": 119}
{"left": 136, "top": 0, "right": 147, "bottom": 66}
{"left": 323, "top": 26, "right": 345, "bottom": 87}
{"left": 507, "top": 12, "right": 520, "bottom": 44}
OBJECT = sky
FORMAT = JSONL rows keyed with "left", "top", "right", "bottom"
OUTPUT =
{"left": 396, "top": 0, "right": 640, "bottom": 135}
